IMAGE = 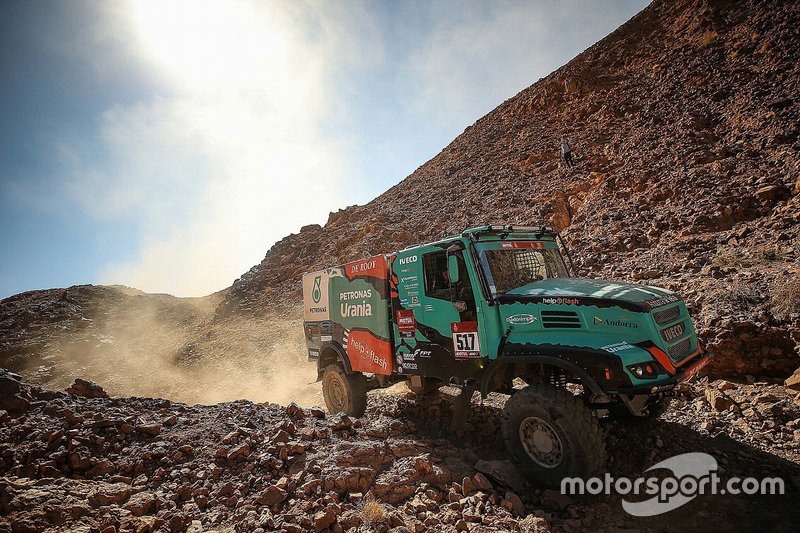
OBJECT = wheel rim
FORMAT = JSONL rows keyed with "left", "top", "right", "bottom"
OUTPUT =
{"left": 519, "top": 416, "right": 564, "bottom": 468}
{"left": 328, "top": 375, "right": 347, "bottom": 411}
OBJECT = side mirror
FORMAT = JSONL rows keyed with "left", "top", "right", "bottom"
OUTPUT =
{"left": 447, "top": 255, "right": 460, "bottom": 284}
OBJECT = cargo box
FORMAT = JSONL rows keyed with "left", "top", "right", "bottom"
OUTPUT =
{"left": 302, "top": 255, "right": 393, "bottom": 375}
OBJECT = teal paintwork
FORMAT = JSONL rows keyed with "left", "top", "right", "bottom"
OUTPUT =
{"left": 389, "top": 227, "right": 701, "bottom": 389}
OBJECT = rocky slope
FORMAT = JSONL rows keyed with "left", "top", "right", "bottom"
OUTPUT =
{"left": 2, "top": 370, "right": 799, "bottom": 532}
{"left": 219, "top": 0, "right": 799, "bottom": 378}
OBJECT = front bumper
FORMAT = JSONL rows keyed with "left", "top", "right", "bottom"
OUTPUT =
{"left": 616, "top": 350, "right": 710, "bottom": 395}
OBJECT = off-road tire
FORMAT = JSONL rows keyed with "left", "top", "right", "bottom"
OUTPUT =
{"left": 501, "top": 384, "right": 605, "bottom": 488}
{"left": 322, "top": 364, "right": 367, "bottom": 417}
{"left": 406, "top": 377, "right": 441, "bottom": 396}
{"left": 610, "top": 396, "right": 672, "bottom": 425}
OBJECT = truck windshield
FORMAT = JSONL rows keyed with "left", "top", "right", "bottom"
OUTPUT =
{"left": 478, "top": 244, "right": 569, "bottom": 297}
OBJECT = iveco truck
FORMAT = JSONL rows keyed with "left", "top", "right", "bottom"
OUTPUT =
{"left": 302, "top": 225, "right": 709, "bottom": 485}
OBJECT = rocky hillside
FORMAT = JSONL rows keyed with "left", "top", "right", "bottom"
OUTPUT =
{"left": 2, "top": 370, "right": 799, "bottom": 532}
{"left": 220, "top": 0, "right": 799, "bottom": 378}
{"left": 2, "top": 1, "right": 800, "bottom": 531}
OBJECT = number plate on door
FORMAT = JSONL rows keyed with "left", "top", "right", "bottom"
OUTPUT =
{"left": 451, "top": 321, "right": 481, "bottom": 359}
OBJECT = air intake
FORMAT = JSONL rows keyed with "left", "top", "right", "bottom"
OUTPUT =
{"left": 653, "top": 305, "right": 681, "bottom": 325}
{"left": 541, "top": 310, "right": 581, "bottom": 328}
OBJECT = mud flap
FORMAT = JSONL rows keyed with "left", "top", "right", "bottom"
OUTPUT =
{"left": 619, "top": 393, "right": 650, "bottom": 417}
{"left": 450, "top": 389, "right": 473, "bottom": 431}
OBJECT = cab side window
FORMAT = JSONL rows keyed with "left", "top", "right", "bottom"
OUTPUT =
{"left": 423, "top": 251, "right": 449, "bottom": 299}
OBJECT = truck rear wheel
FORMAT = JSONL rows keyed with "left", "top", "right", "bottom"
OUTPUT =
{"left": 322, "top": 364, "right": 367, "bottom": 417}
{"left": 501, "top": 384, "right": 605, "bottom": 488}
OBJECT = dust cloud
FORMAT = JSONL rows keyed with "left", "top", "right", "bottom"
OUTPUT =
{"left": 20, "top": 290, "right": 323, "bottom": 407}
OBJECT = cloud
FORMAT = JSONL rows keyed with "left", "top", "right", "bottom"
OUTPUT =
{"left": 62, "top": 1, "right": 382, "bottom": 296}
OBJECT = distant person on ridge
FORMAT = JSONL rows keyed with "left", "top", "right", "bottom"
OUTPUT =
{"left": 560, "top": 137, "right": 574, "bottom": 168}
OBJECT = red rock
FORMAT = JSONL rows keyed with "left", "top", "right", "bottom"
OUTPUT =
{"left": 123, "top": 492, "right": 157, "bottom": 516}
{"left": 314, "top": 507, "right": 337, "bottom": 532}
{"left": 541, "top": 489, "right": 574, "bottom": 511}
{"left": 135, "top": 424, "right": 161, "bottom": 437}
{"left": 256, "top": 486, "right": 287, "bottom": 506}
{"left": 785, "top": 368, "right": 800, "bottom": 391}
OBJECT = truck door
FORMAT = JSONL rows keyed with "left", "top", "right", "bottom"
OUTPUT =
{"left": 391, "top": 244, "right": 484, "bottom": 381}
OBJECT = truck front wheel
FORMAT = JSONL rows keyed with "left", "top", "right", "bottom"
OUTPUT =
{"left": 322, "top": 364, "right": 367, "bottom": 417}
{"left": 501, "top": 384, "right": 605, "bottom": 487}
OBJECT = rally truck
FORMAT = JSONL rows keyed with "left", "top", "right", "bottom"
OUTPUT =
{"left": 302, "top": 225, "right": 709, "bottom": 486}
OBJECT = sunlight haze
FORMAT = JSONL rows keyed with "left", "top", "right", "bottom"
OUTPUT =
{"left": 0, "top": 0, "right": 648, "bottom": 297}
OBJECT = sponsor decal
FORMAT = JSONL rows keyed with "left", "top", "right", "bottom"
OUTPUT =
{"left": 601, "top": 341, "right": 635, "bottom": 353}
{"left": 395, "top": 348, "right": 432, "bottom": 362}
{"left": 506, "top": 313, "right": 537, "bottom": 325}
{"left": 645, "top": 294, "right": 681, "bottom": 308}
{"left": 411, "top": 296, "right": 419, "bottom": 305}
{"left": 345, "top": 255, "right": 387, "bottom": 281}
{"left": 395, "top": 350, "right": 424, "bottom": 372}
{"left": 500, "top": 241, "right": 545, "bottom": 249}
{"left": 308, "top": 349, "right": 320, "bottom": 358}
{"left": 340, "top": 302, "right": 373, "bottom": 318}
{"left": 661, "top": 322, "right": 685, "bottom": 342}
{"left": 320, "top": 334, "right": 333, "bottom": 342}
{"left": 304, "top": 271, "right": 330, "bottom": 321}
{"left": 312, "top": 276, "right": 322, "bottom": 303}
{"left": 452, "top": 321, "right": 481, "bottom": 359}
{"left": 596, "top": 319, "right": 639, "bottom": 329}
{"left": 338, "top": 290, "right": 374, "bottom": 318}
{"left": 594, "top": 315, "right": 639, "bottom": 328}
{"left": 397, "top": 310, "right": 416, "bottom": 338}
{"left": 398, "top": 255, "right": 418, "bottom": 265}
{"left": 347, "top": 330, "right": 392, "bottom": 375}
{"left": 683, "top": 357, "right": 709, "bottom": 380}
{"left": 542, "top": 297, "right": 581, "bottom": 305}
{"left": 340, "top": 289, "right": 373, "bottom": 300}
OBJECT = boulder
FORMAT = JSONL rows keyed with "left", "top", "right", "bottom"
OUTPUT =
{"left": 785, "top": 368, "right": 800, "bottom": 391}
{"left": 256, "top": 486, "right": 287, "bottom": 506}
{"left": 65, "top": 378, "right": 109, "bottom": 399}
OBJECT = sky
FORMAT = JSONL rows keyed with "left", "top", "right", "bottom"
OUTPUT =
{"left": 0, "top": 0, "right": 648, "bottom": 299}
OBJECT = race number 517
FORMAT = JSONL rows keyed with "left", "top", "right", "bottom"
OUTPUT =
{"left": 452, "top": 321, "right": 481, "bottom": 359}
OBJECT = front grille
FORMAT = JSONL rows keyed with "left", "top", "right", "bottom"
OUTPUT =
{"left": 541, "top": 310, "right": 581, "bottom": 329}
{"left": 668, "top": 337, "right": 692, "bottom": 360}
{"left": 653, "top": 305, "right": 680, "bottom": 325}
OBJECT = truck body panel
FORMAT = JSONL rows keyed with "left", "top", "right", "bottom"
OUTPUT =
{"left": 303, "top": 255, "right": 393, "bottom": 375}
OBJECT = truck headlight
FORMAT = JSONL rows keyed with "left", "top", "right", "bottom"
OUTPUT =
{"left": 626, "top": 362, "right": 659, "bottom": 379}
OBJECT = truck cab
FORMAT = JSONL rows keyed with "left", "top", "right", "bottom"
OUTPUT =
{"left": 390, "top": 225, "right": 707, "bottom": 402}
